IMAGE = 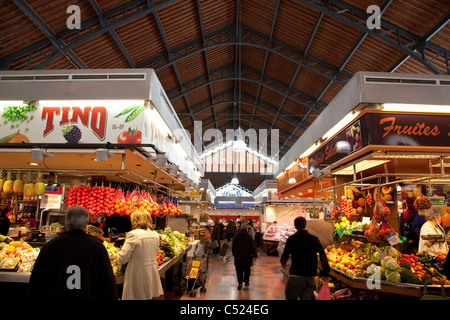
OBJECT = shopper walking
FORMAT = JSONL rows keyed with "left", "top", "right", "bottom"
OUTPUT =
{"left": 117, "top": 209, "right": 163, "bottom": 300}
{"left": 232, "top": 223, "right": 258, "bottom": 290}
{"left": 28, "top": 206, "right": 118, "bottom": 300}
{"left": 226, "top": 219, "right": 236, "bottom": 241}
{"left": 211, "top": 218, "right": 222, "bottom": 254}
{"left": 280, "top": 216, "right": 330, "bottom": 300}
{"left": 247, "top": 220, "right": 255, "bottom": 239}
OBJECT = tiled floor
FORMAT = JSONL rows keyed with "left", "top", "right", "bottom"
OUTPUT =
{"left": 179, "top": 241, "right": 287, "bottom": 300}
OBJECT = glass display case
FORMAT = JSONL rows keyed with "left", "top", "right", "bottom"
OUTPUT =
{"left": 263, "top": 225, "right": 296, "bottom": 256}
{"left": 262, "top": 225, "right": 296, "bottom": 242}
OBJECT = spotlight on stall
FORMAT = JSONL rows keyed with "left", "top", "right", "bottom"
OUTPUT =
{"left": 95, "top": 148, "right": 113, "bottom": 161}
{"left": 31, "top": 148, "right": 54, "bottom": 161}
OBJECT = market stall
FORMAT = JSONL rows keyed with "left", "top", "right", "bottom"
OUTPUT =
{"left": 275, "top": 72, "right": 450, "bottom": 299}
{"left": 0, "top": 69, "right": 204, "bottom": 299}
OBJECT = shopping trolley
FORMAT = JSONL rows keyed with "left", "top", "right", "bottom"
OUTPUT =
{"left": 185, "top": 252, "right": 209, "bottom": 297}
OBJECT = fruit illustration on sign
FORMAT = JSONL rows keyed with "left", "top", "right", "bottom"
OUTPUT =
{"left": 117, "top": 128, "right": 142, "bottom": 144}
{"left": 0, "top": 130, "right": 30, "bottom": 143}
{"left": 346, "top": 121, "right": 362, "bottom": 151}
{"left": 62, "top": 125, "right": 82, "bottom": 143}
{"left": 114, "top": 105, "right": 144, "bottom": 122}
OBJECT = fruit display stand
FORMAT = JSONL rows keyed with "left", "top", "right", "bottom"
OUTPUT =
{"left": 0, "top": 230, "right": 197, "bottom": 299}
{"left": 326, "top": 240, "right": 450, "bottom": 299}
{"left": 274, "top": 72, "right": 450, "bottom": 299}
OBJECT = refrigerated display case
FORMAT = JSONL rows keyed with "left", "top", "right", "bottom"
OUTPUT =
{"left": 262, "top": 225, "right": 296, "bottom": 256}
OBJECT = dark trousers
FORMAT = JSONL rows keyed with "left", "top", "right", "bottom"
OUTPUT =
{"left": 285, "top": 275, "right": 315, "bottom": 300}
{"left": 235, "top": 265, "right": 251, "bottom": 285}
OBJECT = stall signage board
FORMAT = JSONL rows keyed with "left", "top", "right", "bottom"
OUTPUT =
{"left": 40, "top": 186, "right": 64, "bottom": 209}
{"left": 308, "top": 112, "right": 450, "bottom": 172}
{"left": 365, "top": 112, "right": 449, "bottom": 147}
{"left": 0, "top": 100, "right": 147, "bottom": 145}
{"left": 0, "top": 100, "right": 194, "bottom": 175}
{"left": 309, "top": 119, "right": 364, "bottom": 174}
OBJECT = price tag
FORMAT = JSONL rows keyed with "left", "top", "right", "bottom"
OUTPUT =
{"left": 386, "top": 232, "right": 401, "bottom": 246}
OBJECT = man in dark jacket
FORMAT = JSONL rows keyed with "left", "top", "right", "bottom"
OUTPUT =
{"left": 28, "top": 206, "right": 118, "bottom": 300}
{"left": 226, "top": 219, "right": 236, "bottom": 241}
{"left": 211, "top": 219, "right": 222, "bottom": 254}
{"left": 280, "top": 216, "right": 330, "bottom": 300}
{"left": 232, "top": 223, "right": 257, "bottom": 290}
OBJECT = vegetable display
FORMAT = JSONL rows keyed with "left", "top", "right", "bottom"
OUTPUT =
{"left": 0, "top": 239, "right": 39, "bottom": 272}
{"left": 326, "top": 241, "right": 449, "bottom": 286}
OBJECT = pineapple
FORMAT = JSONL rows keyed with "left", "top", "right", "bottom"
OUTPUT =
{"left": 34, "top": 171, "right": 46, "bottom": 196}
{"left": 3, "top": 171, "right": 14, "bottom": 194}
{"left": 0, "top": 169, "right": 5, "bottom": 191}
{"left": 23, "top": 170, "right": 34, "bottom": 199}
{"left": 13, "top": 170, "right": 24, "bottom": 194}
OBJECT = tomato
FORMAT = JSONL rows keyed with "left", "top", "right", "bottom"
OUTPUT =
{"left": 117, "top": 128, "right": 142, "bottom": 144}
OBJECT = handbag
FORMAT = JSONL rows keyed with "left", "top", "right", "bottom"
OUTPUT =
{"left": 316, "top": 278, "right": 331, "bottom": 300}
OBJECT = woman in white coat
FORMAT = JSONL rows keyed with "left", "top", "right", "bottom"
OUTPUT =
{"left": 419, "top": 211, "right": 448, "bottom": 256}
{"left": 118, "top": 209, "right": 164, "bottom": 300}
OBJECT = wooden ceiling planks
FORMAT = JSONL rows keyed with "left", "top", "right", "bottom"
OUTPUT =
{"left": 2, "top": 0, "right": 449, "bottom": 189}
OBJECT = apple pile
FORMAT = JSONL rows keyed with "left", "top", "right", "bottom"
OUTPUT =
{"left": 67, "top": 185, "right": 116, "bottom": 216}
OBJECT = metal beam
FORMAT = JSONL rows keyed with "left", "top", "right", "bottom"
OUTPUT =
{"left": 184, "top": 107, "right": 294, "bottom": 149}
{"left": 179, "top": 87, "right": 310, "bottom": 132}
{"left": 138, "top": 24, "right": 352, "bottom": 85}
{"left": 1, "top": 0, "right": 178, "bottom": 70}
{"left": 251, "top": 0, "right": 281, "bottom": 129}
{"left": 167, "top": 62, "right": 325, "bottom": 111}
{"left": 12, "top": 0, "right": 87, "bottom": 69}
{"left": 296, "top": 0, "right": 449, "bottom": 74}
{"left": 196, "top": 0, "right": 218, "bottom": 130}
{"left": 389, "top": 14, "right": 450, "bottom": 74}
{"left": 183, "top": 99, "right": 303, "bottom": 137}
{"left": 259, "top": 11, "right": 324, "bottom": 154}
{"left": 88, "top": 0, "right": 136, "bottom": 68}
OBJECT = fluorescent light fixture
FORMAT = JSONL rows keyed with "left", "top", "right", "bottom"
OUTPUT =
{"left": 321, "top": 110, "right": 360, "bottom": 141}
{"left": 299, "top": 109, "right": 360, "bottom": 160}
{"left": 381, "top": 103, "right": 450, "bottom": 113}
{"left": 286, "top": 161, "right": 297, "bottom": 171}
{"left": 333, "top": 160, "right": 390, "bottom": 175}
{"left": 276, "top": 172, "right": 285, "bottom": 179}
